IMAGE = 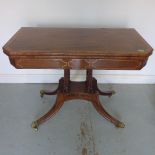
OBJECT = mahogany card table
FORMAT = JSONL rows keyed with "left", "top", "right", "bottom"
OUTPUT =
{"left": 3, "top": 27, "right": 153, "bottom": 130}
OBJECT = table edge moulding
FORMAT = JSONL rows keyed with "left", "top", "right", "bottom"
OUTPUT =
{"left": 3, "top": 27, "right": 153, "bottom": 131}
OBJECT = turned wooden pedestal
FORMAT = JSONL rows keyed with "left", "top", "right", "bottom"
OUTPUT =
{"left": 31, "top": 69, "right": 125, "bottom": 130}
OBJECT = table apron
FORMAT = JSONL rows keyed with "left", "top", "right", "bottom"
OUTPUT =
{"left": 10, "top": 58, "right": 147, "bottom": 70}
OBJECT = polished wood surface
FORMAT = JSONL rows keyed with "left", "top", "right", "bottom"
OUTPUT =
{"left": 3, "top": 27, "right": 153, "bottom": 70}
{"left": 32, "top": 69, "right": 124, "bottom": 131}
{"left": 3, "top": 28, "right": 153, "bottom": 130}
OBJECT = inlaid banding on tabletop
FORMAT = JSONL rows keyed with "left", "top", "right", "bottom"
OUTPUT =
{"left": 2, "top": 27, "right": 153, "bottom": 130}
{"left": 14, "top": 59, "right": 71, "bottom": 69}
{"left": 12, "top": 58, "right": 145, "bottom": 70}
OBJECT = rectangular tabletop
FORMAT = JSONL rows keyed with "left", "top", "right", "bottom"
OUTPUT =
{"left": 3, "top": 27, "right": 153, "bottom": 70}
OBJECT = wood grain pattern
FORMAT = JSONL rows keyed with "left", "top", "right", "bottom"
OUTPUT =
{"left": 10, "top": 58, "right": 145, "bottom": 70}
{"left": 32, "top": 69, "right": 125, "bottom": 130}
{"left": 3, "top": 28, "right": 153, "bottom": 130}
{"left": 3, "top": 27, "right": 153, "bottom": 70}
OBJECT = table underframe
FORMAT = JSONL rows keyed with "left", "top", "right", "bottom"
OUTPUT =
{"left": 31, "top": 69, "right": 125, "bottom": 131}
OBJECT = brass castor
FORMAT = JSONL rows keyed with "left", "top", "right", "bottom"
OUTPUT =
{"left": 40, "top": 90, "right": 44, "bottom": 98}
{"left": 109, "top": 90, "right": 116, "bottom": 98}
{"left": 115, "top": 121, "right": 125, "bottom": 128}
{"left": 31, "top": 121, "right": 39, "bottom": 131}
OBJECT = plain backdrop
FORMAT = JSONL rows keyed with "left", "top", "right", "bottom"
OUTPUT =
{"left": 0, "top": 0, "right": 155, "bottom": 83}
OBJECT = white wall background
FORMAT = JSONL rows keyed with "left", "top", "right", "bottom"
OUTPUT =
{"left": 0, "top": 0, "right": 155, "bottom": 83}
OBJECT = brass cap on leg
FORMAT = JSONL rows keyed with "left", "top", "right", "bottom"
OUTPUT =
{"left": 31, "top": 121, "right": 39, "bottom": 131}
{"left": 40, "top": 90, "right": 44, "bottom": 98}
{"left": 115, "top": 121, "right": 125, "bottom": 128}
{"left": 109, "top": 90, "right": 116, "bottom": 98}
{"left": 111, "top": 90, "right": 116, "bottom": 95}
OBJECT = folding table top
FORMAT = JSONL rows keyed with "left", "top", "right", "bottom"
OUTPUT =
{"left": 3, "top": 27, "right": 153, "bottom": 70}
{"left": 3, "top": 27, "right": 153, "bottom": 57}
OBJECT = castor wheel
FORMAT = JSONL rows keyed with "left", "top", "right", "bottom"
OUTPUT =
{"left": 40, "top": 90, "right": 44, "bottom": 98}
{"left": 115, "top": 121, "right": 125, "bottom": 128}
{"left": 31, "top": 121, "right": 39, "bottom": 131}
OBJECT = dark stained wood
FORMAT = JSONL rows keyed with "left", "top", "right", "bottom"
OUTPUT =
{"left": 8, "top": 57, "right": 147, "bottom": 70}
{"left": 3, "top": 27, "right": 153, "bottom": 70}
{"left": 3, "top": 27, "right": 153, "bottom": 130}
{"left": 86, "top": 69, "right": 93, "bottom": 92}
{"left": 34, "top": 92, "right": 65, "bottom": 126}
{"left": 64, "top": 69, "right": 70, "bottom": 92}
{"left": 31, "top": 74, "right": 125, "bottom": 131}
